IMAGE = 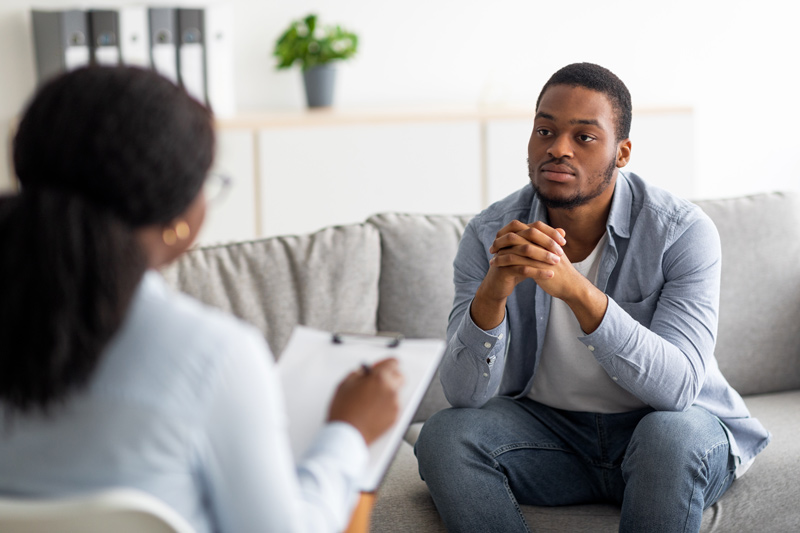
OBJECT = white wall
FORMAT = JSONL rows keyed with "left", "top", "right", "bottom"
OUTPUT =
{"left": 2, "top": 0, "right": 799, "bottom": 199}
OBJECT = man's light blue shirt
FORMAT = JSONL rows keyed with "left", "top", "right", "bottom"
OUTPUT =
{"left": 441, "top": 171, "right": 771, "bottom": 473}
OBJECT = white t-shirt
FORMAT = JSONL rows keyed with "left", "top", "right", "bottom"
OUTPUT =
{"left": 528, "top": 234, "right": 648, "bottom": 413}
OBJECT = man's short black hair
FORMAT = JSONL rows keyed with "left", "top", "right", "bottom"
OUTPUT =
{"left": 536, "top": 63, "right": 632, "bottom": 142}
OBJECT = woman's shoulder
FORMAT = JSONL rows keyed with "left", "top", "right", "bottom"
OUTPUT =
{"left": 146, "top": 271, "right": 260, "bottom": 338}
{"left": 92, "top": 271, "right": 273, "bottom": 412}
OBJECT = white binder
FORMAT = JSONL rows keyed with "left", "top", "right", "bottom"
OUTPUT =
{"left": 203, "top": 4, "right": 236, "bottom": 117}
{"left": 119, "top": 6, "right": 150, "bottom": 67}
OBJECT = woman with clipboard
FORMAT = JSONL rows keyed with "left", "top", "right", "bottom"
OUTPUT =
{"left": 0, "top": 66, "right": 402, "bottom": 533}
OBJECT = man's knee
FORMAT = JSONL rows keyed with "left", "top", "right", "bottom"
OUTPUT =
{"left": 631, "top": 408, "right": 724, "bottom": 449}
{"left": 623, "top": 407, "right": 728, "bottom": 477}
{"left": 415, "top": 406, "right": 494, "bottom": 480}
{"left": 416, "top": 408, "right": 475, "bottom": 460}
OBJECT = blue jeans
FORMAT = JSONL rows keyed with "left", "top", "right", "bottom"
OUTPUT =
{"left": 415, "top": 397, "right": 736, "bottom": 533}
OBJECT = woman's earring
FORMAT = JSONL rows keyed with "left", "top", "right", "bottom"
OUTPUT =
{"left": 175, "top": 221, "right": 190, "bottom": 240}
{"left": 162, "top": 220, "right": 191, "bottom": 245}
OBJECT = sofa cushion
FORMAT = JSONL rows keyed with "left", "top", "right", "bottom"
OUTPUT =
{"left": 368, "top": 213, "right": 473, "bottom": 338}
{"left": 162, "top": 223, "right": 382, "bottom": 358}
{"left": 696, "top": 192, "right": 800, "bottom": 395}
{"left": 375, "top": 390, "right": 800, "bottom": 533}
{"left": 370, "top": 441, "right": 444, "bottom": 533}
{"left": 368, "top": 213, "right": 473, "bottom": 423}
{"left": 706, "top": 390, "right": 800, "bottom": 532}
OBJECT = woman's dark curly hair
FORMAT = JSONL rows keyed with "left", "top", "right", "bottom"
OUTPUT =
{"left": 0, "top": 66, "right": 214, "bottom": 414}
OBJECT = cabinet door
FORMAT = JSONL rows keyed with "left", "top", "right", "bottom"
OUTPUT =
{"left": 196, "top": 129, "right": 257, "bottom": 246}
{"left": 257, "top": 121, "right": 482, "bottom": 238}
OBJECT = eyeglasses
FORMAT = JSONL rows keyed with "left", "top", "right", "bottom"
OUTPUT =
{"left": 203, "top": 172, "right": 233, "bottom": 206}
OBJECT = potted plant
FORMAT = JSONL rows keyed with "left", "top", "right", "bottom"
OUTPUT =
{"left": 273, "top": 14, "right": 359, "bottom": 108}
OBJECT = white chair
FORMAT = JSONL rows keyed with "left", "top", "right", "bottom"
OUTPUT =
{"left": 0, "top": 488, "right": 196, "bottom": 533}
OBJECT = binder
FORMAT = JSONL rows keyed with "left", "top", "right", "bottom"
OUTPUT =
{"left": 30, "top": 10, "right": 91, "bottom": 84}
{"left": 278, "top": 326, "right": 445, "bottom": 492}
{"left": 88, "top": 10, "right": 120, "bottom": 66}
{"left": 148, "top": 8, "right": 178, "bottom": 84}
{"left": 177, "top": 8, "right": 207, "bottom": 104}
{"left": 203, "top": 4, "right": 236, "bottom": 117}
{"left": 119, "top": 6, "right": 150, "bottom": 67}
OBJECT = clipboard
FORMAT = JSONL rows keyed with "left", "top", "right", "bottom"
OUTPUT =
{"left": 277, "top": 326, "right": 445, "bottom": 492}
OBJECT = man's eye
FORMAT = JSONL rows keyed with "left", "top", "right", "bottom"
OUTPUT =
{"left": 578, "top": 134, "right": 595, "bottom": 142}
{"left": 537, "top": 128, "right": 552, "bottom": 136}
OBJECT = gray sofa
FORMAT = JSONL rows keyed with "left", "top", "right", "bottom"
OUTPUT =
{"left": 163, "top": 191, "right": 800, "bottom": 532}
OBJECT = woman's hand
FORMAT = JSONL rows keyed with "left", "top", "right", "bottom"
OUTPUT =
{"left": 328, "top": 358, "right": 404, "bottom": 445}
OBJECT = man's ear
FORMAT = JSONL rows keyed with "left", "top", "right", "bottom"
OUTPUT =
{"left": 616, "top": 139, "right": 632, "bottom": 168}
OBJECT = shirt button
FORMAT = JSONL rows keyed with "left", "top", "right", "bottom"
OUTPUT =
{"left": 484, "top": 342, "right": 492, "bottom": 348}
{"left": 587, "top": 345, "right": 595, "bottom": 352}
{"left": 483, "top": 373, "right": 489, "bottom": 377}
{"left": 612, "top": 376, "right": 619, "bottom": 381}
{"left": 498, "top": 333, "right": 504, "bottom": 340}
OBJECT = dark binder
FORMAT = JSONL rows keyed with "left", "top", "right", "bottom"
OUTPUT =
{"left": 88, "top": 10, "right": 120, "bottom": 66}
{"left": 177, "top": 8, "right": 207, "bottom": 104}
{"left": 148, "top": 8, "right": 178, "bottom": 83}
{"left": 31, "top": 9, "right": 90, "bottom": 84}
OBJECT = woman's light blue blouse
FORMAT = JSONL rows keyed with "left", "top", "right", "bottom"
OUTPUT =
{"left": 0, "top": 271, "right": 368, "bottom": 533}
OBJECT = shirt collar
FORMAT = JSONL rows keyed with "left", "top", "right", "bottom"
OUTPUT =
{"left": 530, "top": 187, "right": 548, "bottom": 223}
{"left": 142, "top": 269, "right": 169, "bottom": 298}
{"left": 607, "top": 170, "right": 632, "bottom": 239}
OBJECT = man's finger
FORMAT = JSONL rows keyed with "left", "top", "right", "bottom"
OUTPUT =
{"left": 515, "top": 226, "right": 566, "bottom": 256}
{"left": 524, "top": 221, "right": 567, "bottom": 245}
{"left": 492, "top": 245, "right": 561, "bottom": 265}
{"left": 489, "top": 232, "right": 537, "bottom": 254}
{"left": 495, "top": 220, "right": 531, "bottom": 239}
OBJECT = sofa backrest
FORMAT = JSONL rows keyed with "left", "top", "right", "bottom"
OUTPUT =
{"left": 696, "top": 192, "right": 800, "bottom": 395}
{"left": 162, "top": 223, "right": 382, "bottom": 358}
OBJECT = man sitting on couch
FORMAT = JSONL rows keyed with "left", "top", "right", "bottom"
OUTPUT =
{"left": 415, "top": 62, "right": 770, "bottom": 533}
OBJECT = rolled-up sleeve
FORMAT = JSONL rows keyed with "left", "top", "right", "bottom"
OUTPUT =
{"left": 442, "top": 306, "right": 508, "bottom": 407}
{"left": 440, "top": 219, "right": 509, "bottom": 408}
{"left": 579, "top": 214, "right": 721, "bottom": 411}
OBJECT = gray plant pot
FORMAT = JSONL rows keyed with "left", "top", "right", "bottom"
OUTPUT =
{"left": 302, "top": 64, "right": 337, "bottom": 108}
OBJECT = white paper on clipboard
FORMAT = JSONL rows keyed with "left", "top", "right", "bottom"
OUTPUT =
{"left": 277, "top": 326, "right": 445, "bottom": 492}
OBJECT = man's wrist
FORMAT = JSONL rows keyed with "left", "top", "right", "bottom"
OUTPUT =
{"left": 470, "top": 286, "right": 507, "bottom": 331}
{"left": 563, "top": 278, "right": 608, "bottom": 334}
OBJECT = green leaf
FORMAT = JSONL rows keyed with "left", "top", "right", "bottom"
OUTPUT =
{"left": 273, "top": 13, "right": 359, "bottom": 71}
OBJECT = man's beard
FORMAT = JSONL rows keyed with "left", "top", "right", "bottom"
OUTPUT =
{"left": 528, "top": 156, "right": 617, "bottom": 210}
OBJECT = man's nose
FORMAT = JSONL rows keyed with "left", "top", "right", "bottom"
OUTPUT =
{"left": 547, "top": 134, "right": 573, "bottom": 159}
